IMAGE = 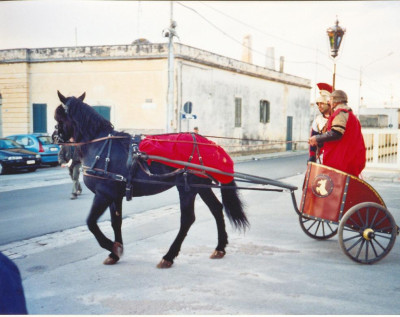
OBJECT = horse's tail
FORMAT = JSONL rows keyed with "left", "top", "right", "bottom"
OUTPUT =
{"left": 221, "top": 180, "right": 249, "bottom": 231}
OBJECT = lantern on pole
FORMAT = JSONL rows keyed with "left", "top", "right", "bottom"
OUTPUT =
{"left": 326, "top": 18, "right": 346, "bottom": 90}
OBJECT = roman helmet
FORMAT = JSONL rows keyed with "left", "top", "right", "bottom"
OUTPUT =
{"left": 331, "top": 90, "right": 348, "bottom": 104}
{"left": 316, "top": 82, "right": 333, "bottom": 104}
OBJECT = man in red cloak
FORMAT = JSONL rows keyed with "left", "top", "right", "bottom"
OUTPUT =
{"left": 308, "top": 90, "right": 366, "bottom": 177}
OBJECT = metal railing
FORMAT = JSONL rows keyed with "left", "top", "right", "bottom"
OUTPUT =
{"left": 362, "top": 128, "right": 400, "bottom": 170}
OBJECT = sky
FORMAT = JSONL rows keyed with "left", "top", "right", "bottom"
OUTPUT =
{"left": 1, "top": 0, "right": 399, "bottom": 112}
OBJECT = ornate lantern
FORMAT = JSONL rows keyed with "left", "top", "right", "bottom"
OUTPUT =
{"left": 327, "top": 18, "right": 346, "bottom": 58}
{"left": 326, "top": 18, "right": 346, "bottom": 89}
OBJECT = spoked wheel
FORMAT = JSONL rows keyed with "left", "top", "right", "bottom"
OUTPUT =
{"left": 299, "top": 215, "right": 338, "bottom": 240}
{"left": 338, "top": 202, "right": 397, "bottom": 264}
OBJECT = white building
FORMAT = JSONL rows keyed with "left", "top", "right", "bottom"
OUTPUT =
{"left": 358, "top": 107, "right": 400, "bottom": 129}
{"left": 0, "top": 42, "right": 311, "bottom": 154}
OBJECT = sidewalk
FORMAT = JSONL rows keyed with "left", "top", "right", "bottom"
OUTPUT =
{"left": 362, "top": 168, "right": 400, "bottom": 183}
{"left": 232, "top": 149, "right": 308, "bottom": 162}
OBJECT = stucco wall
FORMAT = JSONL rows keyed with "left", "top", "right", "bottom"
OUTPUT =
{"left": 178, "top": 60, "right": 310, "bottom": 152}
{"left": 0, "top": 63, "right": 30, "bottom": 136}
{"left": 28, "top": 59, "right": 168, "bottom": 135}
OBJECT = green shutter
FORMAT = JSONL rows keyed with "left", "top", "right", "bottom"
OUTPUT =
{"left": 33, "top": 103, "right": 47, "bottom": 133}
{"left": 92, "top": 106, "right": 111, "bottom": 120}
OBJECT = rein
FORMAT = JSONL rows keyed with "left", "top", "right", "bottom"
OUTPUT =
{"left": 58, "top": 135, "right": 129, "bottom": 147}
{"left": 59, "top": 134, "right": 308, "bottom": 148}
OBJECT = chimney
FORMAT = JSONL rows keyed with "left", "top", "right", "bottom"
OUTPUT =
{"left": 242, "top": 34, "right": 252, "bottom": 64}
{"left": 279, "top": 56, "right": 285, "bottom": 73}
{"left": 265, "top": 47, "right": 275, "bottom": 70}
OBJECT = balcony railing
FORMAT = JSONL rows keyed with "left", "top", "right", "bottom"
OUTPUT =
{"left": 362, "top": 128, "right": 400, "bottom": 170}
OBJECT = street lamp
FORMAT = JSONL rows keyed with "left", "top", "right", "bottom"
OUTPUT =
{"left": 326, "top": 18, "right": 346, "bottom": 90}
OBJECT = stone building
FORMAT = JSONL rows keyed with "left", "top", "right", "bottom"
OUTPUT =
{"left": 0, "top": 42, "right": 311, "bottom": 154}
{"left": 358, "top": 107, "right": 400, "bottom": 129}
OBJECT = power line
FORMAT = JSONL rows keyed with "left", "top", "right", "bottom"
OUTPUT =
{"left": 199, "top": 1, "right": 322, "bottom": 54}
{"left": 179, "top": 2, "right": 365, "bottom": 76}
{"left": 176, "top": 2, "right": 327, "bottom": 68}
{"left": 176, "top": 0, "right": 396, "bottom": 103}
{"left": 176, "top": 2, "right": 271, "bottom": 61}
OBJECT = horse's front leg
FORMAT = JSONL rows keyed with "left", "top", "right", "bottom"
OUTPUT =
{"left": 110, "top": 198, "right": 123, "bottom": 245}
{"left": 103, "top": 198, "right": 124, "bottom": 265}
{"left": 86, "top": 194, "right": 123, "bottom": 265}
{"left": 157, "top": 189, "right": 197, "bottom": 269}
{"left": 198, "top": 188, "right": 228, "bottom": 259}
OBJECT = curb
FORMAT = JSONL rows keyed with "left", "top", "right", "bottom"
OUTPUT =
{"left": 233, "top": 150, "right": 308, "bottom": 163}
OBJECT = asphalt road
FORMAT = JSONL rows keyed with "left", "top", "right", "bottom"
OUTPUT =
{"left": 0, "top": 153, "right": 308, "bottom": 245}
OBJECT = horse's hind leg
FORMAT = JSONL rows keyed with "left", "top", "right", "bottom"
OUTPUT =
{"left": 157, "top": 189, "right": 197, "bottom": 269}
{"left": 198, "top": 188, "right": 228, "bottom": 259}
{"left": 87, "top": 195, "right": 122, "bottom": 264}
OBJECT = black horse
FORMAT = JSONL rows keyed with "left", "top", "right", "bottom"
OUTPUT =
{"left": 53, "top": 91, "right": 249, "bottom": 268}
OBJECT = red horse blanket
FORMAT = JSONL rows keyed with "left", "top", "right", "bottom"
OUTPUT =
{"left": 139, "top": 133, "right": 234, "bottom": 184}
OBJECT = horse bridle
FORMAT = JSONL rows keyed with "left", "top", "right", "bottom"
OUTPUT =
{"left": 60, "top": 98, "right": 73, "bottom": 113}
{"left": 58, "top": 135, "right": 130, "bottom": 147}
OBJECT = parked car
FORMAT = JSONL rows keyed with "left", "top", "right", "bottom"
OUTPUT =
{"left": 6, "top": 133, "right": 60, "bottom": 166}
{"left": 0, "top": 138, "right": 42, "bottom": 174}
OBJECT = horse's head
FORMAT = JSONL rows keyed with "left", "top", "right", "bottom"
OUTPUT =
{"left": 52, "top": 91, "right": 85, "bottom": 143}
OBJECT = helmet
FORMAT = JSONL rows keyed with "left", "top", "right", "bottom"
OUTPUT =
{"left": 331, "top": 90, "right": 348, "bottom": 103}
{"left": 316, "top": 94, "right": 329, "bottom": 104}
{"left": 315, "top": 82, "right": 332, "bottom": 104}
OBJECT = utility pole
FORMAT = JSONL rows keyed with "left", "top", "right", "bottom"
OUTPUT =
{"left": 165, "top": 1, "right": 177, "bottom": 133}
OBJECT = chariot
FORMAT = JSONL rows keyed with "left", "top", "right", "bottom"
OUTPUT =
{"left": 143, "top": 151, "right": 398, "bottom": 265}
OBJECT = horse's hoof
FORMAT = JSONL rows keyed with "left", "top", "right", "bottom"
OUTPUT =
{"left": 156, "top": 259, "right": 173, "bottom": 269}
{"left": 103, "top": 256, "right": 119, "bottom": 265}
{"left": 112, "top": 242, "right": 123, "bottom": 258}
{"left": 210, "top": 250, "right": 226, "bottom": 259}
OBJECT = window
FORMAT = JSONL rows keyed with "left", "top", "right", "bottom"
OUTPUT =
{"left": 260, "top": 100, "right": 270, "bottom": 124}
{"left": 235, "top": 97, "right": 242, "bottom": 127}
{"left": 38, "top": 136, "right": 53, "bottom": 145}
{"left": 17, "top": 136, "right": 33, "bottom": 146}
{"left": 32, "top": 103, "right": 47, "bottom": 133}
{"left": 92, "top": 106, "right": 111, "bottom": 121}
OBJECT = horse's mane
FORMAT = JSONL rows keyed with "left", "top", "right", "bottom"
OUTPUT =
{"left": 66, "top": 97, "right": 115, "bottom": 142}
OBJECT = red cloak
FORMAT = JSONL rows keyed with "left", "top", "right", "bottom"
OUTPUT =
{"left": 139, "top": 133, "right": 234, "bottom": 184}
{"left": 323, "top": 108, "right": 366, "bottom": 177}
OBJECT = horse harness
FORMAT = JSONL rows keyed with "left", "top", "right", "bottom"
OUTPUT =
{"left": 70, "top": 133, "right": 217, "bottom": 201}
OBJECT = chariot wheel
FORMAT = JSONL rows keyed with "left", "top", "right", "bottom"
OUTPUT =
{"left": 299, "top": 215, "right": 338, "bottom": 240}
{"left": 338, "top": 202, "right": 397, "bottom": 264}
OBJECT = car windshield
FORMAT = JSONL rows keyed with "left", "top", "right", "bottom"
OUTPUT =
{"left": 38, "top": 136, "right": 54, "bottom": 145}
{"left": 0, "top": 139, "right": 24, "bottom": 150}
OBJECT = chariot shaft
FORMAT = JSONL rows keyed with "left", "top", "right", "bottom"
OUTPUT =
{"left": 143, "top": 154, "right": 298, "bottom": 191}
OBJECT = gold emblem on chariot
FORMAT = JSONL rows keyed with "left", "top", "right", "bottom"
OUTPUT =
{"left": 311, "top": 174, "right": 334, "bottom": 198}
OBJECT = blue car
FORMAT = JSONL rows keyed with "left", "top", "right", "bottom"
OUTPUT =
{"left": 6, "top": 133, "right": 60, "bottom": 166}
{"left": 0, "top": 138, "right": 42, "bottom": 174}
